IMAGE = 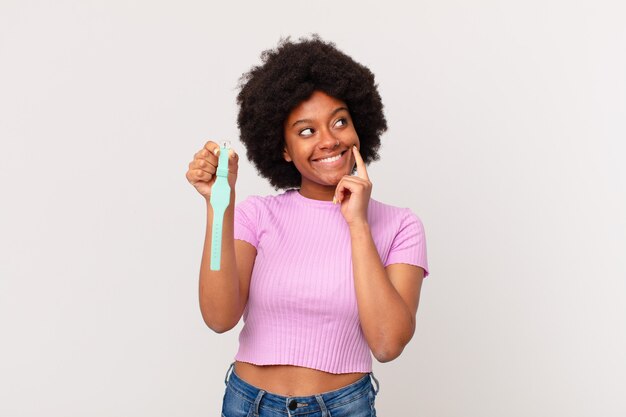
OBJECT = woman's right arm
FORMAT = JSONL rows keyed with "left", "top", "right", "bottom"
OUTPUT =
{"left": 186, "top": 141, "right": 256, "bottom": 333}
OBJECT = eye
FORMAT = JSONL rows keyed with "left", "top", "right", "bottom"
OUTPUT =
{"left": 334, "top": 118, "right": 348, "bottom": 128}
{"left": 299, "top": 127, "right": 314, "bottom": 137}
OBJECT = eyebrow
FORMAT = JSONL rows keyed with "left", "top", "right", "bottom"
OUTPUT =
{"left": 291, "top": 106, "right": 349, "bottom": 127}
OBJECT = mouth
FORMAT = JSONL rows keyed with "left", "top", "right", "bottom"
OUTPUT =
{"left": 313, "top": 150, "right": 348, "bottom": 164}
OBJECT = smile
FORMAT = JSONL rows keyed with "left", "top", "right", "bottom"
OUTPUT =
{"left": 314, "top": 150, "right": 347, "bottom": 164}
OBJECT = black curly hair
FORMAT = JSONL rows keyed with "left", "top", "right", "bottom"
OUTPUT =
{"left": 236, "top": 35, "right": 387, "bottom": 190}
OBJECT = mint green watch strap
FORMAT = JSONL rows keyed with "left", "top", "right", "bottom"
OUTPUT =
{"left": 209, "top": 144, "right": 231, "bottom": 271}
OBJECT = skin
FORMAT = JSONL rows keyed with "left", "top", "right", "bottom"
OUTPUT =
{"left": 186, "top": 90, "right": 425, "bottom": 396}
{"left": 282, "top": 90, "right": 359, "bottom": 202}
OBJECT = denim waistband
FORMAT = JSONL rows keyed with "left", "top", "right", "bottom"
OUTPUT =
{"left": 224, "top": 362, "right": 379, "bottom": 414}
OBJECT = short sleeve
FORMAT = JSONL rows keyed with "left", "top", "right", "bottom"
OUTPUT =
{"left": 384, "top": 209, "right": 429, "bottom": 277}
{"left": 234, "top": 196, "right": 259, "bottom": 248}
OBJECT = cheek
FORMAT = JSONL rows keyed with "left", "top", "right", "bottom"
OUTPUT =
{"left": 349, "top": 128, "right": 360, "bottom": 146}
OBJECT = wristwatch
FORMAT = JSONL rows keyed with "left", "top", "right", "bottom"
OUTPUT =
{"left": 209, "top": 142, "right": 231, "bottom": 271}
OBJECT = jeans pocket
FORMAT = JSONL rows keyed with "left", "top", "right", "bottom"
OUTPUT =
{"left": 221, "top": 387, "right": 255, "bottom": 417}
{"left": 368, "top": 388, "right": 377, "bottom": 417}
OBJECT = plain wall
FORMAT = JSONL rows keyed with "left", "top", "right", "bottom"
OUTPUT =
{"left": 1, "top": 0, "right": 624, "bottom": 416}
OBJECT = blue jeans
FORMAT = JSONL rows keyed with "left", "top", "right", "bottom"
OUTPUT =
{"left": 221, "top": 362, "right": 380, "bottom": 417}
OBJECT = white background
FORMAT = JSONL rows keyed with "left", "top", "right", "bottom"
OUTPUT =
{"left": 1, "top": 1, "right": 625, "bottom": 416}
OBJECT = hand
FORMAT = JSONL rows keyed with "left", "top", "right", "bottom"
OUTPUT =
{"left": 334, "top": 146, "right": 372, "bottom": 226}
{"left": 186, "top": 140, "right": 239, "bottom": 199}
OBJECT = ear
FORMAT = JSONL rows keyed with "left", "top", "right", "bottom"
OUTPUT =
{"left": 283, "top": 147, "right": 292, "bottom": 162}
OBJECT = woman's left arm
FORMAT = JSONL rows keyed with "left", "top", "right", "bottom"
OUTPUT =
{"left": 350, "top": 223, "right": 425, "bottom": 362}
{"left": 335, "top": 146, "right": 425, "bottom": 362}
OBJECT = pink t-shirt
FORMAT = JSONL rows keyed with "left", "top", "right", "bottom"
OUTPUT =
{"left": 233, "top": 189, "right": 429, "bottom": 374}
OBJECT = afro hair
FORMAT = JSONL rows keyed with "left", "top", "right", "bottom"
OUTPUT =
{"left": 236, "top": 35, "right": 387, "bottom": 190}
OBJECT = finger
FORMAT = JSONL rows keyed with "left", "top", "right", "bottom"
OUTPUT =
{"left": 193, "top": 169, "right": 213, "bottom": 182}
{"left": 191, "top": 158, "right": 217, "bottom": 175}
{"left": 211, "top": 147, "right": 239, "bottom": 175}
{"left": 186, "top": 168, "right": 213, "bottom": 184}
{"left": 199, "top": 151, "right": 218, "bottom": 169}
{"left": 228, "top": 148, "right": 239, "bottom": 159}
{"left": 334, "top": 182, "right": 345, "bottom": 205}
{"left": 228, "top": 148, "right": 239, "bottom": 173}
{"left": 334, "top": 178, "right": 353, "bottom": 204}
{"left": 339, "top": 176, "right": 368, "bottom": 185}
{"left": 335, "top": 175, "right": 370, "bottom": 203}
{"left": 199, "top": 139, "right": 238, "bottom": 169}
{"left": 190, "top": 154, "right": 214, "bottom": 170}
{"left": 352, "top": 146, "right": 369, "bottom": 181}
{"left": 203, "top": 141, "right": 222, "bottom": 156}
{"left": 197, "top": 146, "right": 219, "bottom": 167}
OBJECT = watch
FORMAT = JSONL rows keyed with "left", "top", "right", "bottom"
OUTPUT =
{"left": 209, "top": 142, "right": 231, "bottom": 271}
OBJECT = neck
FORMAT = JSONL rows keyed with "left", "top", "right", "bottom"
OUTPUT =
{"left": 297, "top": 184, "right": 335, "bottom": 201}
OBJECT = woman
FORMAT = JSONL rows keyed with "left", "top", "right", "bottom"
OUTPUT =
{"left": 186, "top": 36, "right": 429, "bottom": 417}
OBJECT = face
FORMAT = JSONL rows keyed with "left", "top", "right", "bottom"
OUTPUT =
{"left": 283, "top": 90, "right": 360, "bottom": 198}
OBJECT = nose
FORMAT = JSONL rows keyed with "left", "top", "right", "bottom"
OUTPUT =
{"left": 318, "top": 128, "right": 339, "bottom": 149}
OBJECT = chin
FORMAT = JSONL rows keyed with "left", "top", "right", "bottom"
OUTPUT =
{"left": 327, "top": 173, "right": 348, "bottom": 185}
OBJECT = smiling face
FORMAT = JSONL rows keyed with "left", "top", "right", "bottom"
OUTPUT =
{"left": 283, "top": 90, "right": 360, "bottom": 200}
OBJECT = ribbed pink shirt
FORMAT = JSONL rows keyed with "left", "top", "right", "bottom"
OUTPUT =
{"left": 233, "top": 189, "right": 429, "bottom": 374}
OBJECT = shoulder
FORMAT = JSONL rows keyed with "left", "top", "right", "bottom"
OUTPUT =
{"left": 237, "top": 189, "right": 293, "bottom": 205}
{"left": 369, "top": 198, "right": 425, "bottom": 227}
{"left": 368, "top": 198, "right": 427, "bottom": 246}
{"left": 236, "top": 189, "right": 296, "bottom": 214}
{"left": 371, "top": 198, "right": 429, "bottom": 275}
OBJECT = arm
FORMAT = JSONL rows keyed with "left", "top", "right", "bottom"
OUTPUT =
{"left": 186, "top": 141, "right": 256, "bottom": 334}
{"left": 349, "top": 222, "right": 425, "bottom": 362}
{"left": 334, "top": 146, "right": 425, "bottom": 362}
{"left": 199, "top": 193, "right": 256, "bottom": 333}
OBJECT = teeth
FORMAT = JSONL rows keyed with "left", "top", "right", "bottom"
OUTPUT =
{"left": 318, "top": 153, "right": 342, "bottom": 163}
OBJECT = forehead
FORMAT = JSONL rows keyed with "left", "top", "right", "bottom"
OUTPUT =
{"left": 286, "top": 91, "right": 348, "bottom": 121}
